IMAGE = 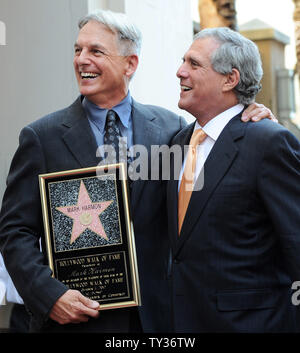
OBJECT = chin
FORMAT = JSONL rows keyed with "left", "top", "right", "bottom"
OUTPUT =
{"left": 79, "top": 86, "right": 97, "bottom": 97}
{"left": 178, "top": 100, "right": 188, "bottom": 111}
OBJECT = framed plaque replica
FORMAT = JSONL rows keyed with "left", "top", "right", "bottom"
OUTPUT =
{"left": 39, "top": 164, "right": 141, "bottom": 310}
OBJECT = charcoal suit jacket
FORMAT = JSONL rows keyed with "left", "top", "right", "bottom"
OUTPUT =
{"left": 167, "top": 112, "right": 300, "bottom": 332}
{"left": 0, "top": 96, "right": 186, "bottom": 332}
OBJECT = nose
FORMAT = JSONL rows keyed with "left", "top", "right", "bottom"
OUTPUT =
{"left": 176, "top": 63, "right": 189, "bottom": 79}
{"left": 76, "top": 48, "right": 91, "bottom": 66}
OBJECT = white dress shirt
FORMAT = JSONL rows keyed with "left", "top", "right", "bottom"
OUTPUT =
{"left": 179, "top": 104, "right": 244, "bottom": 189}
{"left": 0, "top": 254, "right": 23, "bottom": 305}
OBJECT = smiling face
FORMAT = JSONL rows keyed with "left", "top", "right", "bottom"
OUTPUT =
{"left": 177, "top": 37, "right": 231, "bottom": 125}
{"left": 73, "top": 20, "right": 135, "bottom": 108}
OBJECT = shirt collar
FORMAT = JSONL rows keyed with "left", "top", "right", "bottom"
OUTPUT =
{"left": 195, "top": 104, "right": 244, "bottom": 141}
{"left": 82, "top": 92, "right": 132, "bottom": 133}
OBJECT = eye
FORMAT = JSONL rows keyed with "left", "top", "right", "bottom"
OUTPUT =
{"left": 92, "top": 48, "right": 106, "bottom": 56}
{"left": 190, "top": 59, "right": 199, "bottom": 67}
{"left": 74, "top": 47, "right": 81, "bottom": 55}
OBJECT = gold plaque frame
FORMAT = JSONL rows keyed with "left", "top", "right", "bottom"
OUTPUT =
{"left": 39, "top": 164, "right": 141, "bottom": 310}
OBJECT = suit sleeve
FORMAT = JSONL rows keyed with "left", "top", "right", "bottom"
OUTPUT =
{"left": 0, "top": 126, "right": 68, "bottom": 323}
{"left": 258, "top": 128, "right": 300, "bottom": 280}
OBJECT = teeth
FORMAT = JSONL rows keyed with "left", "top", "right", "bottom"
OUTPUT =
{"left": 181, "top": 85, "right": 192, "bottom": 91}
{"left": 81, "top": 72, "right": 99, "bottom": 78}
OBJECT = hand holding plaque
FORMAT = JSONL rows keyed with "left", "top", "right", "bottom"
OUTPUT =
{"left": 49, "top": 289, "right": 100, "bottom": 324}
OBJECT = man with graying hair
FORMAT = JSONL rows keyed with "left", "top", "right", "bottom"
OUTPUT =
{"left": 0, "top": 10, "right": 275, "bottom": 333}
{"left": 167, "top": 27, "right": 300, "bottom": 332}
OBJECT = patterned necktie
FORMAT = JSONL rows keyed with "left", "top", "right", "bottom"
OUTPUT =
{"left": 103, "top": 110, "right": 132, "bottom": 181}
{"left": 178, "top": 129, "right": 207, "bottom": 235}
{"left": 104, "top": 110, "right": 122, "bottom": 163}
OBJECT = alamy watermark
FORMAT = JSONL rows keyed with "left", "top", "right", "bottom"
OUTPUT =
{"left": 291, "top": 281, "right": 300, "bottom": 305}
{"left": 95, "top": 138, "right": 205, "bottom": 192}
{"left": 0, "top": 20, "right": 6, "bottom": 45}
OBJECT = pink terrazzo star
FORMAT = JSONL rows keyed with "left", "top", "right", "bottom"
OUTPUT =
{"left": 56, "top": 181, "right": 113, "bottom": 244}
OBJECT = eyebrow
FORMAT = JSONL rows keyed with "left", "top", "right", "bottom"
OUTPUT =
{"left": 183, "top": 54, "right": 200, "bottom": 63}
{"left": 190, "top": 55, "right": 200, "bottom": 63}
{"left": 74, "top": 42, "right": 107, "bottom": 51}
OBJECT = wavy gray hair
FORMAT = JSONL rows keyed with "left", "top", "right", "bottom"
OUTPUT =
{"left": 194, "top": 27, "right": 263, "bottom": 105}
{"left": 78, "top": 10, "right": 142, "bottom": 57}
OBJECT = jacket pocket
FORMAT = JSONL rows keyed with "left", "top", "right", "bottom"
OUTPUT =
{"left": 217, "top": 288, "right": 278, "bottom": 312}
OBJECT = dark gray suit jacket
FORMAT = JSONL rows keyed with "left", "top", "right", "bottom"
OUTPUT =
{"left": 0, "top": 96, "right": 186, "bottom": 332}
{"left": 167, "top": 113, "right": 300, "bottom": 332}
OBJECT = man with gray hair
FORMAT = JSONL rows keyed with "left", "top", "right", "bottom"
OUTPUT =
{"left": 0, "top": 10, "right": 275, "bottom": 333}
{"left": 167, "top": 27, "right": 300, "bottom": 332}
{"left": 0, "top": 9, "right": 185, "bottom": 333}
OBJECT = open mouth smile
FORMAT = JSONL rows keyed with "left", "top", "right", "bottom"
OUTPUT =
{"left": 80, "top": 72, "right": 100, "bottom": 79}
{"left": 181, "top": 85, "right": 192, "bottom": 92}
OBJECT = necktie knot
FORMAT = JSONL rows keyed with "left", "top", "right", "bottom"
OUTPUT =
{"left": 190, "top": 128, "right": 207, "bottom": 147}
{"left": 106, "top": 109, "right": 117, "bottom": 122}
{"left": 105, "top": 109, "right": 119, "bottom": 128}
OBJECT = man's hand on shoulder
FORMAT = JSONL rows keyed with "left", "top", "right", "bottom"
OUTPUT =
{"left": 49, "top": 289, "right": 100, "bottom": 325}
{"left": 241, "top": 103, "right": 278, "bottom": 123}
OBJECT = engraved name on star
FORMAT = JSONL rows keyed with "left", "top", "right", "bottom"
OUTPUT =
{"left": 56, "top": 181, "right": 113, "bottom": 244}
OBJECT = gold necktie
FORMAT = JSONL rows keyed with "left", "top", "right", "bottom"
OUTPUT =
{"left": 178, "top": 129, "right": 207, "bottom": 234}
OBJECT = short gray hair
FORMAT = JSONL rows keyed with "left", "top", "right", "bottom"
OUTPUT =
{"left": 78, "top": 10, "right": 142, "bottom": 56}
{"left": 194, "top": 27, "right": 263, "bottom": 105}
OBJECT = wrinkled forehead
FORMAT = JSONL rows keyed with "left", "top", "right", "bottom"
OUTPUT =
{"left": 75, "top": 20, "right": 120, "bottom": 52}
{"left": 185, "top": 37, "right": 221, "bottom": 60}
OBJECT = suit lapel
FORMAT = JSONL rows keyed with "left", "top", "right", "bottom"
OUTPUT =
{"left": 61, "top": 97, "right": 100, "bottom": 168}
{"left": 174, "top": 115, "right": 246, "bottom": 257}
{"left": 129, "top": 100, "right": 162, "bottom": 215}
{"left": 131, "top": 100, "right": 161, "bottom": 149}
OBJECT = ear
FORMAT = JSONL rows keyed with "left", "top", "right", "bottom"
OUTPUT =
{"left": 124, "top": 54, "right": 139, "bottom": 79}
{"left": 222, "top": 68, "right": 240, "bottom": 92}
